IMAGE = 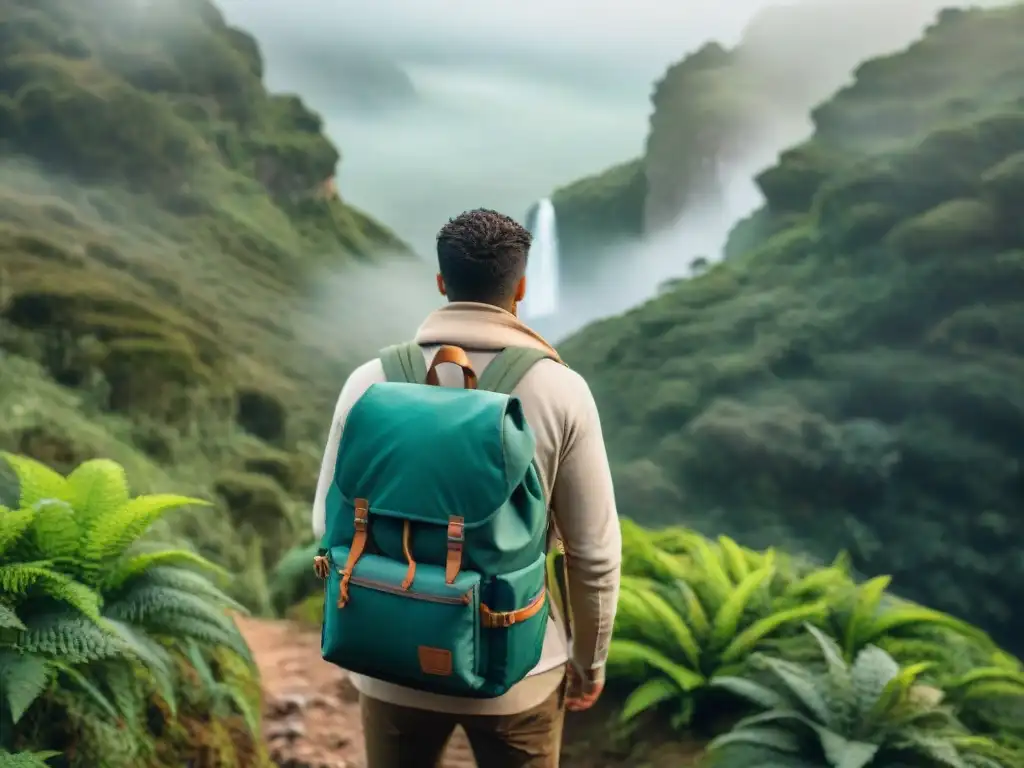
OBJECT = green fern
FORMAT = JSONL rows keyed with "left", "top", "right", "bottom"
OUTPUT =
{"left": 0, "top": 454, "right": 264, "bottom": 766}
{"left": 0, "top": 603, "right": 26, "bottom": 631}
{"left": 0, "top": 750, "right": 61, "bottom": 767}
{"left": 0, "top": 563, "right": 101, "bottom": 621}
{"left": 81, "top": 494, "right": 210, "bottom": 566}
{"left": 0, "top": 507, "right": 35, "bottom": 557}
{"left": 49, "top": 661, "right": 122, "bottom": 724}
{"left": 100, "top": 549, "right": 228, "bottom": 593}
{"left": 0, "top": 652, "right": 52, "bottom": 723}
{"left": 0, "top": 454, "right": 70, "bottom": 510}
{"left": 14, "top": 613, "right": 124, "bottom": 664}
{"left": 64, "top": 459, "right": 130, "bottom": 526}
{"left": 184, "top": 641, "right": 261, "bottom": 736}
{"left": 102, "top": 618, "right": 178, "bottom": 714}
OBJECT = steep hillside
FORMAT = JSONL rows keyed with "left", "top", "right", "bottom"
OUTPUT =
{"left": 561, "top": 5, "right": 1024, "bottom": 651}
{"left": 552, "top": 0, "right": 975, "bottom": 267}
{"left": 0, "top": 0, "right": 415, "bottom": 607}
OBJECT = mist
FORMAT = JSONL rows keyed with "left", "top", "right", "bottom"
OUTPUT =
{"left": 294, "top": 258, "right": 444, "bottom": 360}
{"left": 215, "top": 0, "right": 780, "bottom": 257}
{"left": 216, "top": 0, "right": 1011, "bottom": 345}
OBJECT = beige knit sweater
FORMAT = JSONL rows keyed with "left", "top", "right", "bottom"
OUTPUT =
{"left": 311, "top": 302, "right": 622, "bottom": 715}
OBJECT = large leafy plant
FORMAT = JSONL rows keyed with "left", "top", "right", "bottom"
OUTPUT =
{"left": 607, "top": 528, "right": 832, "bottom": 728}
{"left": 826, "top": 575, "right": 996, "bottom": 663}
{"left": 707, "top": 625, "right": 1004, "bottom": 768}
{"left": 0, "top": 454, "right": 264, "bottom": 765}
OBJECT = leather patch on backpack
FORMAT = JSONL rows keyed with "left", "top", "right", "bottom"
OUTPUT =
{"left": 418, "top": 646, "right": 453, "bottom": 676}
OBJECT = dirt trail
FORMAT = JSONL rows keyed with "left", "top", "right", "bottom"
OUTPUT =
{"left": 236, "top": 616, "right": 478, "bottom": 768}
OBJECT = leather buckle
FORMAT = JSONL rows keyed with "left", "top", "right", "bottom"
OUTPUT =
{"left": 501, "top": 612, "right": 515, "bottom": 628}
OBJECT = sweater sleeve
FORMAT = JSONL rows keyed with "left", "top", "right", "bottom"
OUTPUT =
{"left": 312, "top": 359, "right": 384, "bottom": 539}
{"left": 550, "top": 372, "right": 622, "bottom": 683}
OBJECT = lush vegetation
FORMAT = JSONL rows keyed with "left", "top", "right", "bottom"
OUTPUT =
{"left": 561, "top": 4, "right": 1024, "bottom": 655}
{"left": 275, "top": 517, "right": 1024, "bottom": 767}
{"left": 5, "top": 0, "right": 1024, "bottom": 765}
{"left": 608, "top": 524, "right": 1024, "bottom": 767}
{"left": 0, "top": 0, "right": 417, "bottom": 617}
{"left": 0, "top": 454, "right": 268, "bottom": 766}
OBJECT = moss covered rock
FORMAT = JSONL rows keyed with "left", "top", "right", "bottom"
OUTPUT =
{"left": 561, "top": 3, "right": 1024, "bottom": 653}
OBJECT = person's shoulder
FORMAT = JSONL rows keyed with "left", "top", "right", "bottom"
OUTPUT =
{"left": 519, "top": 357, "right": 597, "bottom": 413}
{"left": 334, "top": 358, "right": 386, "bottom": 418}
{"left": 345, "top": 357, "right": 386, "bottom": 389}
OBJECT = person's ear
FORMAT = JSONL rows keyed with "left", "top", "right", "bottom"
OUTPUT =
{"left": 436, "top": 273, "right": 447, "bottom": 296}
{"left": 514, "top": 275, "right": 526, "bottom": 303}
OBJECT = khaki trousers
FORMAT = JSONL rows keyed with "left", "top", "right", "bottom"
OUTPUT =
{"left": 360, "top": 677, "right": 567, "bottom": 768}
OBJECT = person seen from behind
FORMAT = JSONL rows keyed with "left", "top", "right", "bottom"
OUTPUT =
{"left": 311, "top": 208, "right": 622, "bottom": 768}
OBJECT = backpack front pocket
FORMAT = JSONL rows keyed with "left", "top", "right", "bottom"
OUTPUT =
{"left": 479, "top": 551, "right": 549, "bottom": 696}
{"left": 322, "top": 545, "right": 483, "bottom": 695}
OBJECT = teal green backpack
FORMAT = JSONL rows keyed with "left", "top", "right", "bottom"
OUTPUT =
{"left": 316, "top": 342, "right": 559, "bottom": 698}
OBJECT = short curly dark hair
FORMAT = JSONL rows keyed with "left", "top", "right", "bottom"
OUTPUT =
{"left": 436, "top": 208, "right": 532, "bottom": 305}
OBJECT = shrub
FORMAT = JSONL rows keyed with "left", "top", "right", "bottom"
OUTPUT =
{"left": 887, "top": 198, "right": 998, "bottom": 261}
{"left": 756, "top": 144, "right": 839, "bottom": 213}
{"left": 596, "top": 523, "right": 1024, "bottom": 764}
{"left": 0, "top": 453, "right": 268, "bottom": 766}
{"left": 706, "top": 625, "right": 1004, "bottom": 768}
{"left": 607, "top": 527, "right": 833, "bottom": 729}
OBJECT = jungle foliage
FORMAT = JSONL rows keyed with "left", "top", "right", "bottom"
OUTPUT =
{"left": 560, "top": 4, "right": 1024, "bottom": 655}
{"left": 0, "top": 454, "right": 269, "bottom": 766}
{"left": 275, "top": 517, "right": 1024, "bottom": 767}
{"left": 608, "top": 523, "right": 1024, "bottom": 767}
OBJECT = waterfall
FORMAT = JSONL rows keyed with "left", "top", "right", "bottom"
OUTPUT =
{"left": 521, "top": 198, "right": 560, "bottom": 319}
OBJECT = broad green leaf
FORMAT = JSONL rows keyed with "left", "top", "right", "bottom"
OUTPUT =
{"left": 812, "top": 727, "right": 878, "bottom": 768}
{"left": 710, "top": 564, "right": 775, "bottom": 652}
{"left": 607, "top": 639, "right": 705, "bottom": 692}
{"left": 707, "top": 726, "right": 802, "bottom": 754}
{"left": 869, "top": 662, "right": 933, "bottom": 719}
{"left": 718, "top": 535, "right": 751, "bottom": 583}
{"left": 709, "top": 675, "right": 788, "bottom": 709}
{"left": 672, "top": 579, "right": 711, "bottom": 641}
{"left": 619, "top": 677, "right": 680, "bottom": 723}
{"left": 843, "top": 576, "right": 890, "bottom": 658}
{"left": 720, "top": 602, "right": 828, "bottom": 665}
{"left": 0, "top": 652, "right": 52, "bottom": 723}
{"left": 850, "top": 644, "right": 900, "bottom": 716}
{"left": 761, "top": 657, "right": 833, "bottom": 725}
{"left": 630, "top": 585, "right": 702, "bottom": 669}
{"left": 867, "top": 605, "right": 991, "bottom": 647}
